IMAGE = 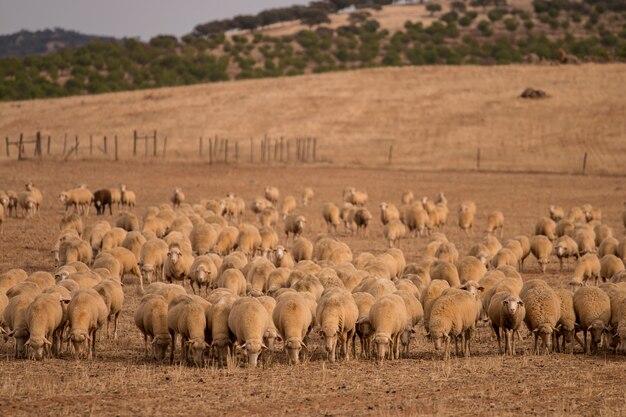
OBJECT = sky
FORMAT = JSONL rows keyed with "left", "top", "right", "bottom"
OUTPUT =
{"left": 0, "top": 0, "right": 312, "bottom": 40}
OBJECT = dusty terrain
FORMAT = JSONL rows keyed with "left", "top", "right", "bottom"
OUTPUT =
{"left": 1, "top": 64, "right": 625, "bottom": 175}
{"left": 1, "top": 160, "right": 626, "bottom": 416}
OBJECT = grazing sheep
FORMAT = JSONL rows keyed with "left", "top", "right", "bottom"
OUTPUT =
{"left": 404, "top": 205, "right": 429, "bottom": 237}
{"left": 344, "top": 188, "right": 368, "bottom": 206}
{"left": 228, "top": 297, "right": 270, "bottom": 367}
{"left": 120, "top": 185, "right": 136, "bottom": 211}
{"left": 189, "top": 255, "right": 217, "bottom": 296}
{"left": 167, "top": 296, "right": 207, "bottom": 366}
{"left": 457, "top": 206, "right": 474, "bottom": 236}
{"left": 103, "top": 246, "right": 142, "bottom": 282}
{"left": 284, "top": 214, "right": 306, "bottom": 240}
{"left": 570, "top": 254, "right": 602, "bottom": 289}
{"left": 120, "top": 231, "right": 146, "bottom": 259}
{"left": 316, "top": 290, "right": 359, "bottom": 362}
{"left": 88, "top": 220, "right": 112, "bottom": 257}
{"left": 17, "top": 191, "right": 38, "bottom": 218}
{"left": 100, "top": 227, "right": 128, "bottom": 253}
{"left": 281, "top": 195, "right": 297, "bottom": 219}
{"left": 379, "top": 202, "right": 400, "bottom": 226}
{"left": 272, "top": 292, "right": 313, "bottom": 365}
{"left": 573, "top": 286, "right": 611, "bottom": 354}
{"left": 521, "top": 286, "right": 560, "bottom": 354}
{"left": 322, "top": 202, "right": 341, "bottom": 233}
{"left": 134, "top": 294, "right": 170, "bottom": 361}
{"left": 3, "top": 294, "right": 36, "bottom": 358}
{"left": 25, "top": 292, "right": 68, "bottom": 360}
{"left": 401, "top": 190, "right": 414, "bottom": 205}
{"left": 214, "top": 226, "right": 239, "bottom": 256}
{"left": 138, "top": 238, "right": 168, "bottom": 285}
{"left": 486, "top": 211, "right": 504, "bottom": 237}
{"left": 430, "top": 261, "right": 461, "bottom": 288}
{"left": 302, "top": 187, "right": 314, "bottom": 207}
{"left": 549, "top": 205, "right": 564, "bottom": 222}
{"left": 67, "top": 288, "right": 108, "bottom": 359}
{"left": 530, "top": 235, "right": 553, "bottom": 273}
{"left": 250, "top": 196, "right": 273, "bottom": 215}
{"left": 58, "top": 236, "right": 93, "bottom": 266}
{"left": 272, "top": 245, "right": 295, "bottom": 269}
{"left": 594, "top": 224, "right": 612, "bottom": 247}
{"left": 258, "top": 206, "right": 279, "bottom": 228}
{"left": 556, "top": 219, "right": 575, "bottom": 238}
{"left": 535, "top": 217, "right": 557, "bottom": 241}
{"left": 257, "top": 296, "right": 280, "bottom": 349}
{"left": 554, "top": 288, "right": 579, "bottom": 354}
{"left": 365, "top": 294, "right": 408, "bottom": 362}
{"left": 352, "top": 292, "right": 376, "bottom": 358}
{"left": 568, "top": 206, "right": 586, "bottom": 223}
{"left": 598, "top": 237, "right": 619, "bottom": 258}
{"left": 574, "top": 229, "right": 596, "bottom": 256}
{"left": 60, "top": 188, "right": 93, "bottom": 216}
{"left": 205, "top": 296, "right": 237, "bottom": 366}
{"left": 259, "top": 226, "right": 279, "bottom": 258}
{"left": 456, "top": 256, "right": 487, "bottom": 284}
{"left": 554, "top": 236, "right": 579, "bottom": 270}
{"left": 163, "top": 243, "right": 194, "bottom": 289}
{"left": 93, "top": 279, "right": 124, "bottom": 339}
{"left": 264, "top": 186, "right": 280, "bottom": 205}
{"left": 115, "top": 212, "right": 140, "bottom": 233}
{"left": 600, "top": 255, "right": 625, "bottom": 282}
{"left": 393, "top": 290, "right": 424, "bottom": 357}
{"left": 59, "top": 213, "right": 83, "bottom": 237}
{"left": 265, "top": 268, "right": 291, "bottom": 296}
{"left": 421, "top": 279, "right": 451, "bottom": 333}
{"left": 235, "top": 224, "right": 262, "bottom": 259}
{"left": 217, "top": 269, "right": 247, "bottom": 296}
{"left": 488, "top": 292, "right": 525, "bottom": 355}
{"left": 0, "top": 268, "right": 28, "bottom": 294}
{"left": 246, "top": 257, "right": 275, "bottom": 297}
{"left": 93, "top": 189, "right": 113, "bottom": 215}
{"left": 64, "top": 271, "right": 102, "bottom": 290}
{"left": 428, "top": 289, "right": 479, "bottom": 360}
{"left": 490, "top": 248, "right": 517, "bottom": 270}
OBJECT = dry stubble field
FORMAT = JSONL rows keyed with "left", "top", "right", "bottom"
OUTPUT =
{"left": 1, "top": 160, "right": 626, "bottom": 416}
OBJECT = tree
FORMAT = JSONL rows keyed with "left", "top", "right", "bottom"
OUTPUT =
{"left": 300, "top": 8, "right": 331, "bottom": 27}
{"left": 426, "top": 3, "right": 443, "bottom": 16}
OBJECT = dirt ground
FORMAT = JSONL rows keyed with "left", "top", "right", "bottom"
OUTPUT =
{"left": 1, "top": 160, "right": 626, "bottom": 416}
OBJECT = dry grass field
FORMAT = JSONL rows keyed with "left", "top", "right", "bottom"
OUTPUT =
{"left": 1, "top": 64, "right": 625, "bottom": 175}
{"left": 1, "top": 159, "right": 626, "bottom": 416}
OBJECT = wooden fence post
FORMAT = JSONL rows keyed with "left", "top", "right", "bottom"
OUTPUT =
{"left": 18, "top": 133, "right": 23, "bottom": 160}
{"left": 47, "top": 135, "right": 51, "bottom": 156}
{"left": 387, "top": 144, "right": 393, "bottom": 165}
{"left": 36, "top": 131, "right": 42, "bottom": 158}
{"left": 582, "top": 152, "right": 588, "bottom": 175}
{"left": 162, "top": 137, "right": 167, "bottom": 159}
{"left": 476, "top": 147, "right": 481, "bottom": 171}
{"left": 63, "top": 134, "right": 67, "bottom": 156}
{"left": 90, "top": 135, "right": 93, "bottom": 157}
{"left": 103, "top": 136, "right": 108, "bottom": 154}
{"left": 199, "top": 137, "right": 203, "bottom": 157}
{"left": 287, "top": 140, "right": 291, "bottom": 162}
{"left": 114, "top": 135, "right": 118, "bottom": 161}
{"left": 75, "top": 135, "right": 79, "bottom": 156}
{"left": 313, "top": 138, "right": 317, "bottom": 161}
{"left": 153, "top": 130, "right": 157, "bottom": 157}
{"left": 144, "top": 134, "right": 148, "bottom": 158}
{"left": 5, "top": 137, "right": 9, "bottom": 157}
{"left": 224, "top": 139, "right": 229, "bottom": 164}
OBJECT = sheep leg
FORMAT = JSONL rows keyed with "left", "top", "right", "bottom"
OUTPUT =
{"left": 169, "top": 331, "right": 176, "bottom": 365}
{"left": 114, "top": 312, "right": 119, "bottom": 340}
{"left": 90, "top": 329, "right": 97, "bottom": 360}
{"left": 492, "top": 324, "right": 502, "bottom": 354}
{"left": 583, "top": 330, "right": 588, "bottom": 354}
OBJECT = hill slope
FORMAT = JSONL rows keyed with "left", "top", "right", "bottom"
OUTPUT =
{"left": 1, "top": 64, "right": 624, "bottom": 175}
{"left": 0, "top": 28, "right": 118, "bottom": 57}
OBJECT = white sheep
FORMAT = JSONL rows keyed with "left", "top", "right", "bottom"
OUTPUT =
{"left": 188, "top": 223, "right": 217, "bottom": 256}
{"left": 93, "top": 279, "right": 124, "bottom": 339}
{"left": 600, "top": 255, "right": 625, "bottom": 282}
{"left": 520, "top": 286, "right": 560, "bottom": 354}
{"left": 457, "top": 206, "right": 474, "bottom": 236}
{"left": 264, "top": 186, "right": 280, "bottom": 205}
{"left": 534, "top": 217, "right": 557, "bottom": 241}
{"left": 214, "top": 226, "right": 239, "bottom": 256}
{"left": 257, "top": 296, "right": 280, "bottom": 349}
{"left": 554, "top": 235, "right": 579, "bottom": 270}
{"left": 281, "top": 195, "right": 297, "bottom": 219}
{"left": 401, "top": 190, "right": 414, "bottom": 205}
{"left": 315, "top": 290, "right": 359, "bottom": 362}
{"left": 235, "top": 224, "right": 262, "bottom": 259}
{"left": 393, "top": 290, "right": 424, "bottom": 357}
{"left": 138, "top": 238, "right": 168, "bottom": 285}
{"left": 322, "top": 202, "right": 341, "bottom": 233}
{"left": 486, "top": 211, "right": 504, "bottom": 237}
{"left": 549, "top": 205, "right": 564, "bottom": 222}
{"left": 554, "top": 288, "right": 579, "bottom": 354}
{"left": 379, "top": 202, "right": 400, "bottom": 226}
{"left": 367, "top": 293, "right": 408, "bottom": 362}
{"left": 189, "top": 256, "right": 218, "bottom": 296}
{"left": 60, "top": 187, "right": 93, "bottom": 216}
{"left": 3, "top": 294, "right": 36, "bottom": 358}
{"left": 272, "top": 292, "right": 313, "bottom": 365}
{"left": 167, "top": 296, "right": 207, "bottom": 366}
{"left": 258, "top": 206, "right": 279, "bottom": 228}
{"left": 302, "top": 187, "right": 314, "bottom": 207}
{"left": 259, "top": 226, "right": 279, "bottom": 258}
{"left": 67, "top": 288, "right": 108, "bottom": 359}
{"left": 163, "top": 242, "right": 194, "bottom": 289}
{"left": 120, "top": 185, "right": 136, "bottom": 211}
{"left": 598, "top": 237, "right": 619, "bottom": 258}
{"left": 284, "top": 214, "right": 306, "bottom": 240}
{"left": 100, "top": 227, "right": 128, "bottom": 253}
{"left": 574, "top": 229, "right": 596, "bottom": 256}
{"left": 216, "top": 269, "right": 247, "bottom": 296}
{"left": 228, "top": 297, "right": 270, "bottom": 367}
{"left": 570, "top": 254, "right": 601, "bottom": 289}
{"left": 456, "top": 256, "right": 487, "bottom": 283}
{"left": 530, "top": 235, "right": 553, "bottom": 273}
{"left": 133, "top": 294, "right": 170, "bottom": 361}
{"left": 488, "top": 292, "right": 525, "bottom": 355}
{"left": 573, "top": 286, "right": 611, "bottom": 354}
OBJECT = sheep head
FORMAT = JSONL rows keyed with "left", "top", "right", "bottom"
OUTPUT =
{"left": 25, "top": 336, "right": 51, "bottom": 361}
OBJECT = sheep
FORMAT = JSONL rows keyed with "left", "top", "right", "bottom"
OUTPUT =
{"left": 488, "top": 292, "right": 525, "bottom": 355}
{"left": 264, "top": 186, "right": 280, "bottom": 205}
{"left": 187, "top": 256, "right": 216, "bottom": 296}
{"left": 362, "top": 294, "right": 407, "bottom": 362}
{"left": 570, "top": 254, "right": 602, "bottom": 289}
{"left": 250, "top": 196, "right": 273, "bottom": 214}
{"left": 428, "top": 289, "right": 479, "bottom": 360}
{"left": 573, "top": 286, "right": 611, "bottom": 354}
{"left": 401, "top": 190, "right": 414, "bottom": 205}
{"left": 322, "top": 202, "right": 341, "bottom": 233}
{"left": 600, "top": 255, "right": 625, "bottom": 282}
{"left": 554, "top": 235, "right": 579, "bottom": 270}
{"left": 235, "top": 224, "right": 262, "bottom": 259}
{"left": 351, "top": 292, "right": 376, "bottom": 358}
{"left": 103, "top": 246, "right": 142, "bottom": 282}
{"left": 93, "top": 189, "right": 113, "bottom": 215}
{"left": 93, "top": 279, "right": 124, "bottom": 339}
{"left": 228, "top": 297, "right": 270, "bottom": 367}
{"left": 535, "top": 217, "right": 557, "bottom": 241}
{"left": 138, "top": 239, "right": 168, "bottom": 285}
{"left": 163, "top": 242, "right": 194, "bottom": 289}
{"left": 284, "top": 214, "right": 306, "bottom": 240}
{"left": 255, "top": 207, "right": 277, "bottom": 230}
{"left": 529, "top": 235, "right": 553, "bottom": 273}
{"left": 120, "top": 185, "right": 136, "bottom": 210}
{"left": 554, "top": 288, "right": 580, "bottom": 354}
{"left": 272, "top": 292, "right": 313, "bottom": 365}
{"left": 257, "top": 296, "right": 280, "bottom": 349}
{"left": 150, "top": 283, "right": 187, "bottom": 304}
{"left": 214, "top": 226, "right": 239, "bottom": 256}
{"left": 265, "top": 268, "right": 291, "bottom": 296}
{"left": 457, "top": 206, "right": 474, "bottom": 236}
{"left": 217, "top": 251, "right": 247, "bottom": 276}
{"left": 292, "top": 274, "right": 324, "bottom": 302}
{"left": 289, "top": 238, "right": 313, "bottom": 263}
{"left": 430, "top": 261, "right": 461, "bottom": 288}
{"left": 17, "top": 191, "right": 38, "bottom": 218}
{"left": 115, "top": 212, "right": 139, "bottom": 233}
{"left": 349, "top": 207, "right": 372, "bottom": 237}
{"left": 344, "top": 188, "right": 368, "bottom": 206}
{"left": 59, "top": 213, "right": 83, "bottom": 237}
{"left": 486, "top": 211, "right": 504, "bottom": 237}
{"left": 404, "top": 205, "right": 429, "bottom": 237}
{"left": 58, "top": 236, "right": 93, "bottom": 266}
{"left": 24, "top": 181, "right": 43, "bottom": 213}
{"left": 281, "top": 195, "right": 297, "bottom": 220}
{"left": 60, "top": 187, "right": 94, "bottom": 216}
{"left": 585, "top": 206, "right": 602, "bottom": 223}
{"left": 594, "top": 224, "right": 613, "bottom": 247}
{"left": 120, "top": 231, "right": 146, "bottom": 260}
{"left": 0, "top": 268, "right": 28, "bottom": 294}
{"left": 67, "top": 288, "right": 108, "bottom": 359}
{"left": 556, "top": 219, "right": 575, "bottom": 238}
{"left": 393, "top": 290, "right": 424, "bottom": 357}
{"left": 549, "top": 205, "right": 564, "bottom": 222}
{"left": 568, "top": 206, "right": 586, "bottom": 223}
{"left": 217, "top": 269, "right": 247, "bottom": 296}
{"left": 25, "top": 293, "right": 68, "bottom": 359}
{"left": 599, "top": 237, "right": 619, "bottom": 258}
{"left": 3, "top": 294, "right": 36, "bottom": 358}
{"left": 379, "top": 202, "right": 400, "bottom": 226}
{"left": 574, "top": 229, "right": 596, "bottom": 256}
{"left": 315, "top": 290, "right": 359, "bottom": 362}
{"left": 88, "top": 220, "right": 112, "bottom": 257}
{"left": 456, "top": 256, "right": 487, "bottom": 284}
{"left": 302, "top": 187, "right": 314, "bottom": 207}
{"left": 100, "top": 227, "right": 128, "bottom": 254}
{"left": 206, "top": 297, "right": 237, "bottom": 366}
{"left": 167, "top": 296, "right": 207, "bottom": 366}
{"left": 421, "top": 280, "right": 451, "bottom": 333}
{"left": 246, "top": 258, "right": 275, "bottom": 297}
{"left": 521, "top": 286, "right": 560, "bottom": 354}
{"left": 134, "top": 294, "right": 170, "bottom": 361}
{"left": 272, "top": 245, "right": 295, "bottom": 269}
{"left": 259, "top": 226, "right": 279, "bottom": 258}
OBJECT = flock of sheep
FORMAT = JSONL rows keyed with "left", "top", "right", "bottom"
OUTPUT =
{"left": 1, "top": 181, "right": 626, "bottom": 367}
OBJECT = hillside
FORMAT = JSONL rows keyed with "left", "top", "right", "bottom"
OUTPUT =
{"left": 1, "top": 64, "right": 625, "bottom": 175}
{"left": 0, "top": 28, "right": 118, "bottom": 58}
{"left": 1, "top": 0, "right": 626, "bottom": 101}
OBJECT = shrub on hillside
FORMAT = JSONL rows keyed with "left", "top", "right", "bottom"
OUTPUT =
{"left": 478, "top": 20, "right": 494, "bottom": 36}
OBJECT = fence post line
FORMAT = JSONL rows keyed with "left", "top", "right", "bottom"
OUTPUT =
{"left": 90, "top": 135, "right": 93, "bottom": 157}
{"left": 313, "top": 138, "right": 317, "bottom": 161}
{"left": 103, "top": 136, "right": 108, "bottom": 154}
{"left": 144, "top": 134, "right": 148, "bottom": 158}
{"left": 387, "top": 144, "right": 393, "bottom": 165}
{"left": 114, "top": 135, "right": 118, "bottom": 161}
{"left": 5, "top": 137, "right": 9, "bottom": 157}
{"left": 476, "top": 147, "right": 481, "bottom": 171}
{"left": 47, "top": 135, "right": 51, "bottom": 156}
{"left": 286, "top": 140, "right": 291, "bottom": 162}
{"left": 36, "top": 131, "right": 41, "bottom": 158}
{"left": 133, "top": 130, "right": 137, "bottom": 157}
{"left": 162, "top": 137, "right": 167, "bottom": 159}
{"left": 75, "top": 135, "right": 79, "bottom": 157}
{"left": 582, "top": 152, "right": 588, "bottom": 175}
{"left": 153, "top": 130, "right": 157, "bottom": 157}
{"left": 224, "top": 139, "right": 229, "bottom": 164}
{"left": 18, "top": 133, "right": 23, "bottom": 160}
